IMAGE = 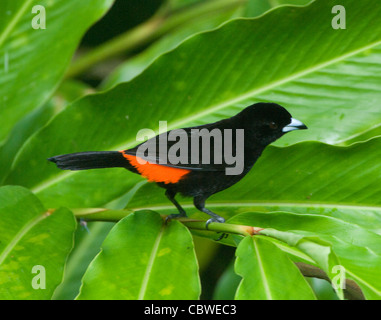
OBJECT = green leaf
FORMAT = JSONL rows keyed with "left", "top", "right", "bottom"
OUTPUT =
{"left": 0, "top": 80, "right": 93, "bottom": 183}
{"left": 77, "top": 211, "right": 200, "bottom": 299}
{"left": 213, "top": 260, "right": 241, "bottom": 299}
{"left": 260, "top": 230, "right": 344, "bottom": 299}
{"left": 101, "top": 6, "right": 237, "bottom": 89}
{"left": 6, "top": 0, "right": 381, "bottom": 209}
{"left": 0, "top": 186, "right": 76, "bottom": 299}
{"left": 103, "top": 0, "right": 312, "bottom": 89}
{"left": 52, "top": 221, "right": 114, "bottom": 300}
{"left": 234, "top": 236, "right": 316, "bottom": 299}
{"left": 0, "top": 0, "right": 113, "bottom": 143}
{"left": 229, "top": 212, "right": 381, "bottom": 300}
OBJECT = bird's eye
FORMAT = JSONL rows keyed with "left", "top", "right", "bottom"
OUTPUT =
{"left": 269, "top": 122, "right": 278, "bottom": 130}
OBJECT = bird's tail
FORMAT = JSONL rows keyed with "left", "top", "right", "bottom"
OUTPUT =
{"left": 48, "top": 151, "right": 127, "bottom": 171}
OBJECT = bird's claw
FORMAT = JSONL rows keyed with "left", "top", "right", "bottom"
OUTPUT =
{"left": 165, "top": 213, "right": 187, "bottom": 224}
{"left": 205, "top": 217, "right": 227, "bottom": 241}
{"left": 205, "top": 216, "right": 225, "bottom": 229}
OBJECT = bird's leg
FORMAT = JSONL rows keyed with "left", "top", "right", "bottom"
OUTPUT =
{"left": 193, "top": 196, "right": 225, "bottom": 228}
{"left": 165, "top": 190, "right": 187, "bottom": 220}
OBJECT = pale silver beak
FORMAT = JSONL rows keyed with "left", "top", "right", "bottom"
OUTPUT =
{"left": 282, "top": 118, "right": 308, "bottom": 133}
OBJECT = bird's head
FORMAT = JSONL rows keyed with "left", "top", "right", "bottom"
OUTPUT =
{"left": 238, "top": 102, "right": 308, "bottom": 146}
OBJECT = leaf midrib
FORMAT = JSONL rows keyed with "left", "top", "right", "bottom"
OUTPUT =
{"left": 138, "top": 223, "right": 164, "bottom": 300}
{"left": 0, "top": 213, "right": 46, "bottom": 266}
{"left": 253, "top": 238, "right": 273, "bottom": 299}
{"left": 345, "top": 268, "right": 381, "bottom": 297}
{"left": 127, "top": 202, "right": 381, "bottom": 213}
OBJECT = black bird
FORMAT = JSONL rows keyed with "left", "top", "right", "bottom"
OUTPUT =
{"left": 48, "top": 102, "right": 307, "bottom": 224}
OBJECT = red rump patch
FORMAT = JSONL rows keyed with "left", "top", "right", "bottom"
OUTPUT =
{"left": 120, "top": 152, "right": 190, "bottom": 184}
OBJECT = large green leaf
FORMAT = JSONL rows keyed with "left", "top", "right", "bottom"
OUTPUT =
{"left": 261, "top": 232, "right": 344, "bottom": 299}
{"left": 0, "top": 186, "right": 76, "bottom": 299}
{"left": 52, "top": 221, "right": 114, "bottom": 300}
{"left": 0, "top": 0, "right": 113, "bottom": 143}
{"left": 234, "top": 236, "right": 316, "bottom": 299}
{"left": 102, "top": 2, "right": 239, "bottom": 89}
{"left": 5, "top": 0, "right": 381, "bottom": 209}
{"left": 77, "top": 210, "right": 200, "bottom": 300}
{"left": 102, "top": 0, "right": 313, "bottom": 89}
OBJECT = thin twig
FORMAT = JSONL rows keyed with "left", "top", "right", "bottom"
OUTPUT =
{"left": 72, "top": 207, "right": 262, "bottom": 236}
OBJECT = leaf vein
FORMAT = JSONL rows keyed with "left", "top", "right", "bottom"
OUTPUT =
{"left": 138, "top": 223, "right": 165, "bottom": 300}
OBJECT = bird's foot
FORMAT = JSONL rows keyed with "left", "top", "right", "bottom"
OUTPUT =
{"left": 165, "top": 212, "right": 187, "bottom": 223}
{"left": 205, "top": 216, "right": 225, "bottom": 229}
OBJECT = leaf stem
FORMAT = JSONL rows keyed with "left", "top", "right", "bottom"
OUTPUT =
{"left": 65, "top": 0, "right": 245, "bottom": 78}
{"left": 71, "top": 207, "right": 262, "bottom": 236}
{"left": 180, "top": 219, "right": 263, "bottom": 236}
{"left": 73, "top": 207, "right": 132, "bottom": 222}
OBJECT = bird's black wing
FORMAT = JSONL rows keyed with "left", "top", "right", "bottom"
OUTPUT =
{"left": 123, "top": 119, "right": 243, "bottom": 172}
